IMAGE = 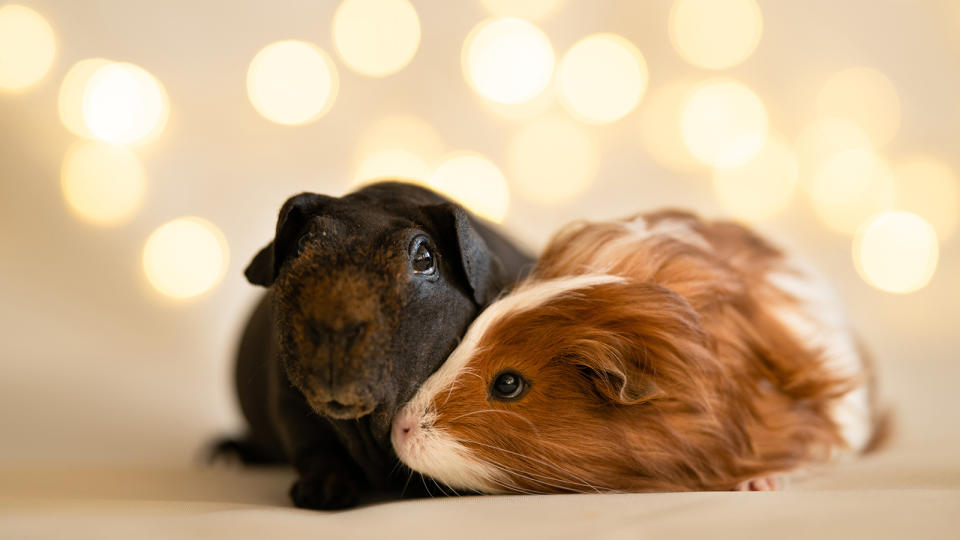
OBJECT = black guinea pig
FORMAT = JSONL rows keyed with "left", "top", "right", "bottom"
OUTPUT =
{"left": 212, "top": 181, "right": 533, "bottom": 509}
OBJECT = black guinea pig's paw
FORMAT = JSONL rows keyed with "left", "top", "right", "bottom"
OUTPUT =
{"left": 206, "top": 437, "right": 283, "bottom": 466}
{"left": 206, "top": 438, "right": 248, "bottom": 466}
{"left": 289, "top": 471, "right": 361, "bottom": 510}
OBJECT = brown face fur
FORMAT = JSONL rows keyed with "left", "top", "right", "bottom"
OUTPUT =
{"left": 273, "top": 222, "right": 408, "bottom": 418}
{"left": 408, "top": 211, "right": 861, "bottom": 493}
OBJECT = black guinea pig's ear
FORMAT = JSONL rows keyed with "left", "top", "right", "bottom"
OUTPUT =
{"left": 425, "top": 202, "right": 509, "bottom": 306}
{"left": 244, "top": 242, "right": 276, "bottom": 286}
{"left": 243, "top": 192, "right": 331, "bottom": 287}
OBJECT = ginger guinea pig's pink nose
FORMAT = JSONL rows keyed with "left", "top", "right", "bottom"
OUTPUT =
{"left": 391, "top": 412, "right": 421, "bottom": 457}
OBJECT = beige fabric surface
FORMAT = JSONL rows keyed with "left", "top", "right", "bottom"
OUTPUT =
{"left": 3, "top": 354, "right": 958, "bottom": 539}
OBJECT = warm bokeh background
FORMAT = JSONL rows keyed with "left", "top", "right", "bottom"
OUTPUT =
{"left": 2, "top": 0, "right": 958, "bottom": 475}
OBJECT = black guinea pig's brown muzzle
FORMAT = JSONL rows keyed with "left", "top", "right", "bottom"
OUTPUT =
{"left": 274, "top": 267, "right": 401, "bottom": 420}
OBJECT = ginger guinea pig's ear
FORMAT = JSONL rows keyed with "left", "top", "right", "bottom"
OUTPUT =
{"left": 244, "top": 192, "right": 331, "bottom": 287}
{"left": 569, "top": 283, "right": 712, "bottom": 406}
{"left": 424, "top": 202, "right": 509, "bottom": 306}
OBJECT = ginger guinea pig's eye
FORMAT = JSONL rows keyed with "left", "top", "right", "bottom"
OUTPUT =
{"left": 409, "top": 236, "right": 437, "bottom": 276}
{"left": 490, "top": 371, "right": 527, "bottom": 401}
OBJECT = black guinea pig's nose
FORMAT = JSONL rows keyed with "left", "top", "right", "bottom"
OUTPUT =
{"left": 321, "top": 398, "right": 375, "bottom": 419}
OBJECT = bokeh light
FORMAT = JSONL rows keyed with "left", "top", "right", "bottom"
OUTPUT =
{"left": 507, "top": 114, "right": 599, "bottom": 205}
{"left": 0, "top": 4, "right": 56, "bottom": 92}
{"left": 892, "top": 156, "right": 959, "bottom": 240}
{"left": 58, "top": 58, "right": 112, "bottom": 139}
{"left": 353, "top": 114, "right": 445, "bottom": 185}
{"left": 333, "top": 0, "right": 420, "bottom": 77}
{"left": 354, "top": 148, "right": 432, "bottom": 186}
{"left": 712, "top": 136, "right": 798, "bottom": 222}
{"left": 681, "top": 79, "right": 768, "bottom": 168}
{"left": 637, "top": 82, "right": 703, "bottom": 173}
{"left": 481, "top": 84, "right": 556, "bottom": 120}
{"left": 429, "top": 152, "right": 510, "bottom": 223}
{"left": 462, "top": 18, "right": 554, "bottom": 104}
{"left": 817, "top": 67, "right": 900, "bottom": 147}
{"left": 479, "top": 0, "right": 563, "bottom": 20}
{"left": 355, "top": 114, "right": 444, "bottom": 164}
{"left": 669, "top": 0, "right": 763, "bottom": 70}
{"left": 557, "top": 33, "right": 648, "bottom": 124}
{"left": 247, "top": 40, "right": 339, "bottom": 125}
{"left": 82, "top": 62, "right": 169, "bottom": 145}
{"left": 794, "top": 116, "right": 872, "bottom": 191}
{"left": 854, "top": 211, "right": 939, "bottom": 294}
{"left": 810, "top": 148, "right": 896, "bottom": 235}
{"left": 143, "top": 217, "right": 229, "bottom": 300}
{"left": 60, "top": 141, "right": 146, "bottom": 225}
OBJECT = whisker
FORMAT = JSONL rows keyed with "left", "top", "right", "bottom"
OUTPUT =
{"left": 461, "top": 447, "right": 578, "bottom": 495}
{"left": 401, "top": 469, "right": 414, "bottom": 498}
{"left": 440, "top": 368, "right": 486, "bottom": 407}
{"left": 419, "top": 473, "right": 435, "bottom": 498}
{"left": 430, "top": 476, "right": 453, "bottom": 498}
{"left": 445, "top": 408, "right": 541, "bottom": 435}
{"left": 451, "top": 437, "right": 612, "bottom": 494}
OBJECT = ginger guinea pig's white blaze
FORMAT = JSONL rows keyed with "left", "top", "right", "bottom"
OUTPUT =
{"left": 392, "top": 212, "right": 884, "bottom": 494}
{"left": 391, "top": 273, "right": 627, "bottom": 493}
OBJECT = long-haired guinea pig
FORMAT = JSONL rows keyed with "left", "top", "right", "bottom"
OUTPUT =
{"left": 212, "top": 181, "right": 533, "bottom": 509}
{"left": 392, "top": 210, "right": 887, "bottom": 494}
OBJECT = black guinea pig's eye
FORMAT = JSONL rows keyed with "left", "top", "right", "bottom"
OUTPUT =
{"left": 410, "top": 237, "right": 437, "bottom": 276}
{"left": 491, "top": 371, "right": 526, "bottom": 401}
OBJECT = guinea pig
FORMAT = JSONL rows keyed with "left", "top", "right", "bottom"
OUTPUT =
{"left": 213, "top": 181, "right": 533, "bottom": 509}
{"left": 392, "top": 210, "right": 887, "bottom": 494}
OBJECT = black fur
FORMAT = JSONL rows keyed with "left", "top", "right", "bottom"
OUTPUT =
{"left": 212, "top": 181, "right": 532, "bottom": 509}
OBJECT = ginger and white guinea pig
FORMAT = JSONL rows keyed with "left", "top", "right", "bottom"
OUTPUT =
{"left": 391, "top": 210, "right": 886, "bottom": 494}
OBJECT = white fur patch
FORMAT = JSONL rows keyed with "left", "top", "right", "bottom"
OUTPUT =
{"left": 767, "top": 257, "right": 873, "bottom": 452}
{"left": 392, "top": 273, "right": 625, "bottom": 492}
{"left": 391, "top": 409, "right": 507, "bottom": 492}
{"left": 623, "top": 216, "right": 711, "bottom": 251}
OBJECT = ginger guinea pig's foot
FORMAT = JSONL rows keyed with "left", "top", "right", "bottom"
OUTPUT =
{"left": 735, "top": 476, "right": 786, "bottom": 492}
{"left": 289, "top": 470, "right": 361, "bottom": 510}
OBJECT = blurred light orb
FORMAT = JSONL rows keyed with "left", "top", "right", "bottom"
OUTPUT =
{"left": 463, "top": 18, "right": 555, "bottom": 104}
{"left": 247, "top": 40, "right": 339, "bottom": 125}
{"left": 817, "top": 67, "right": 900, "bottom": 147}
{"left": 557, "top": 33, "right": 648, "bottom": 124}
{"left": 712, "top": 136, "right": 798, "bottom": 222}
{"left": 58, "top": 58, "right": 112, "bottom": 139}
{"left": 143, "top": 217, "right": 229, "bottom": 299}
{"left": 60, "top": 141, "right": 146, "bottom": 225}
{"left": 893, "top": 156, "right": 959, "bottom": 241}
{"left": 508, "top": 114, "right": 599, "bottom": 205}
{"left": 638, "top": 82, "right": 703, "bottom": 173}
{"left": 429, "top": 153, "right": 510, "bottom": 222}
{"left": 0, "top": 4, "right": 56, "bottom": 92}
{"left": 482, "top": 85, "right": 556, "bottom": 121}
{"left": 668, "top": 0, "right": 762, "bottom": 70}
{"left": 810, "top": 148, "right": 896, "bottom": 235}
{"left": 82, "top": 62, "right": 169, "bottom": 145}
{"left": 479, "top": 0, "right": 563, "bottom": 20}
{"left": 794, "top": 116, "right": 872, "bottom": 189}
{"left": 681, "top": 79, "right": 768, "bottom": 168}
{"left": 355, "top": 114, "right": 445, "bottom": 165}
{"left": 333, "top": 0, "right": 420, "bottom": 77}
{"left": 854, "top": 211, "right": 939, "bottom": 294}
{"left": 354, "top": 148, "right": 431, "bottom": 186}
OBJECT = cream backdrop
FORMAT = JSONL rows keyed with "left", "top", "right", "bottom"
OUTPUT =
{"left": 1, "top": 1, "right": 959, "bottom": 537}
